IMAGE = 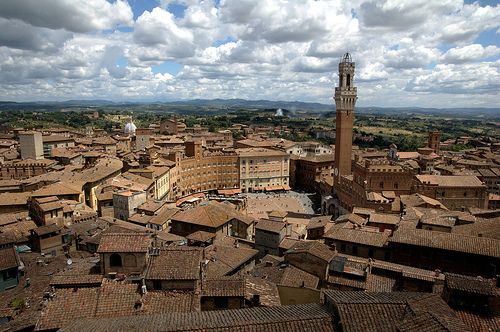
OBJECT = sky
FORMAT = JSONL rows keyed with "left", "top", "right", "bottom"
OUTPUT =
{"left": 0, "top": 0, "right": 499, "bottom": 108}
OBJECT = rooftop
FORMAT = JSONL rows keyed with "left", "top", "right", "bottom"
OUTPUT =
{"left": 415, "top": 175, "right": 484, "bottom": 187}
{"left": 97, "top": 233, "right": 151, "bottom": 253}
{"left": 390, "top": 228, "right": 500, "bottom": 258}
{"left": 60, "top": 303, "right": 335, "bottom": 332}
{"left": 146, "top": 247, "right": 202, "bottom": 281}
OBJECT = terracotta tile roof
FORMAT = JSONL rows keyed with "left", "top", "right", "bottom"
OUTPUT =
{"left": 366, "top": 274, "right": 397, "bottom": 292}
{"left": 97, "top": 233, "right": 151, "bottom": 253}
{"left": 286, "top": 241, "right": 336, "bottom": 262}
{"left": 146, "top": 247, "right": 202, "bottom": 280}
{"left": 255, "top": 219, "right": 286, "bottom": 234}
{"left": 32, "top": 181, "right": 83, "bottom": 197}
{"left": 141, "top": 291, "right": 200, "bottom": 314}
{"left": 201, "top": 276, "right": 245, "bottom": 297}
{"left": 369, "top": 213, "right": 400, "bottom": 225}
{"left": 186, "top": 230, "right": 216, "bottom": 242}
{"left": 452, "top": 218, "right": 500, "bottom": 239}
{"left": 37, "top": 283, "right": 200, "bottom": 331}
{"left": 325, "top": 227, "right": 390, "bottom": 247}
{"left": 327, "top": 275, "right": 367, "bottom": 290}
{"left": 95, "top": 283, "right": 140, "bottom": 318}
{"left": 50, "top": 274, "right": 103, "bottom": 288}
{"left": 415, "top": 175, "right": 485, "bottom": 187}
{"left": 32, "top": 223, "right": 63, "bottom": 236}
{"left": 324, "top": 291, "right": 469, "bottom": 332}
{"left": 390, "top": 228, "right": 500, "bottom": 258}
{"left": 453, "top": 309, "right": 500, "bottom": 332}
{"left": 278, "top": 237, "right": 300, "bottom": 251}
{"left": 60, "top": 303, "right": 335, "bottom": 332}
{"left": 245, "top": 276, "right": 281, "bottom": 307}
{"left": 204, "top": 244, "right": 258, "bottom": 277}
{"left": 0, "top": 191, "right": 32, "bottom": 206}
{"left": 444, "top": 273, "right": 497, "bottom": 296}
{"left": 172, "top": 201, "right": 248, "bottom": 229}
{"left": 280, "top": 265, "right": 320, "bottom": 289}
{"left": 252, "top": 255, "right": 319, "bottom": 289}
{"left": 36, "top": 288, "right": 100, "bottom": 331}
{"left": 0, "top": 247, "right": 19, "bottom": 271}
{"left": 336, "top": 213, "right": 367, "bottom": 226}
{"left": 235, "top": 147, "right": 289, "bottom": 157}
{"left": 307, "top": 216, "right": 333, "bottom": 230}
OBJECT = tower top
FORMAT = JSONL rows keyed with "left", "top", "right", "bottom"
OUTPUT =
{"left": 341, "top": 52, "right": 353, "bottom": 64}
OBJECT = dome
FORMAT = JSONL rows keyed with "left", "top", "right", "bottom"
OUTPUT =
{"left": 124, "top": 121, "right": 137, "bottom": 134}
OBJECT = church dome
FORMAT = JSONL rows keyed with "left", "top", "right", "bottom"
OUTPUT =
{"left": 124, "top": 121, "right": 137, "bottom": 134}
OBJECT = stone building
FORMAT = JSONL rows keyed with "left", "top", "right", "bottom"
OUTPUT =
{"left": 97, "top": 232, "right": 152, "bottom": 275}
{"left": 42, "top": 135, "right": 75, "bottom": 158}
{"left": 290, "top": 154, "right": 335, "bottom": 192}
{"left": 412, "top": 175, "right": 488, "bottom": 210}
{"left": 236, "top": 148, "right": 290, "bottom": 193}
{"left": 113, "top": 190, "right": 147, "bottom": 221}
{"left": 18, "top": 131, "right": 43, "bottom": 160}
{"left": 176, "top": 141, "right": 239, "bottom": 197}
{"left": 135, "top": 128, "right": 154, "bottom": 151}
{"left": 254, "top": 219, "right": 290, "bottom": 256}
{"left": 428, "top": 130, "right": 441, "bottom": 153}
{"left": 0, "top": 158, "right": 56, "bottom": 180}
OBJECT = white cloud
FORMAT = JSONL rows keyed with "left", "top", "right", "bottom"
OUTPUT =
{"left": 134, "top": 8, "right": 194, "bottom": 47}
{"left": 0, "top": 0, "right": 133, "bottom": 33}
{"left": 442, "top": 44, "right": 500, "bottom": 63}
{"left": 406, "top": 61, "right": 500, "bottom": 95}
{"left": 0, "top": 0, "right": 499, "bottom": 107}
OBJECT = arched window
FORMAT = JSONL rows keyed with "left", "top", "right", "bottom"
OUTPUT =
{"left": 110, "top": 253, "right": 122, "bottom": 267}
{"left": 124, "top": 254, "right": 137, "bottom": 267}
{"left": 346, "top": 74, "right": 351, "bottom": 86}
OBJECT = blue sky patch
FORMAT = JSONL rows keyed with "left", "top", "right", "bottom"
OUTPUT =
{"left": 212, "top": 36, "right": 237, "bottom": 47}
{"left": 152, "top": 61, "right": 183, "bottom": 75}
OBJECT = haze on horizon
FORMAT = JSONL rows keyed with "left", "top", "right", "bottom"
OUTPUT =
{"left": 0, "top": 0, "right": 499, "bottom": 108}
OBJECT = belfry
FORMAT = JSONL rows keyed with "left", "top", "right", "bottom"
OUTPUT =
{"left": 334, "top": 53, "right": 357, "bottom": 185}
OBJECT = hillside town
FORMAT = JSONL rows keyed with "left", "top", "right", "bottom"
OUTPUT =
{"left": 0, "top": 54, "right": 498, "bottom": 332}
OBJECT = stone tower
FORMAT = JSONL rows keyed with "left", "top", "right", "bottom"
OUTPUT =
{"left": 19, "top": 131, "right": 44, "bottom": 160}
{"left": 334, "top": 53, "right": 357, "bottom": 184}
{"left": 428, "top": 131, "right": 440, "bottom": 154}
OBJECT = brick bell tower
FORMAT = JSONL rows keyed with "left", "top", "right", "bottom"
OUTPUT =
{"left": 334, "top": 53, "right": 357, "bottom": 185}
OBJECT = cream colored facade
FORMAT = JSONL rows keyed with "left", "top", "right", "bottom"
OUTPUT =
{"left": 236, "top": 148, "right": 290, "bottom": 192}
{"left": 19, "top": 131, "right": 44, "bottom": 160}
{"left": 154, "top": 168, "right": 170, "bottom": 200}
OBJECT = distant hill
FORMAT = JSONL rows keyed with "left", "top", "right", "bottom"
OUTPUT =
{"left": 0, "top": 99, "right": 498, "bottom": 117}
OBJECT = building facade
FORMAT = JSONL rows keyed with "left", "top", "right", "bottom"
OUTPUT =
{"left": 236, "top": 148, "right": 290, "bottom": 193}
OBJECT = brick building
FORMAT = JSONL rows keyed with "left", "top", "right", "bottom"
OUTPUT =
{"left": 412, "top": 175, "right": 488, "bottom": 210}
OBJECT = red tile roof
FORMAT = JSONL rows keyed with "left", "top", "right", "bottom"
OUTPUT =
{"left": 97, "top": 233, "right": 151, "bottom": 253}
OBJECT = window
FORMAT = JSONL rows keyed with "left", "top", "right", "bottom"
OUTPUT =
{"left": 214, "top": 297, "right": 229, "bottom": 309}
{"left": 110, "top": 253, "right": 122, "bottom": 267}
{"left": 124, "top": 254, "right": 137, "bottom": 267}
{"left": 352, "top": 246, "right": 358, "bottom": 255}
{"left": 153, "top": 280, "right": 162, "bottom": 290}
{"left": 379, "top": 182, "right": 384, "bottom": 189}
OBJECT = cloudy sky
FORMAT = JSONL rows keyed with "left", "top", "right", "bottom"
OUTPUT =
{"left": 0, "top": 0, "right": 499, "bottom": 107}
